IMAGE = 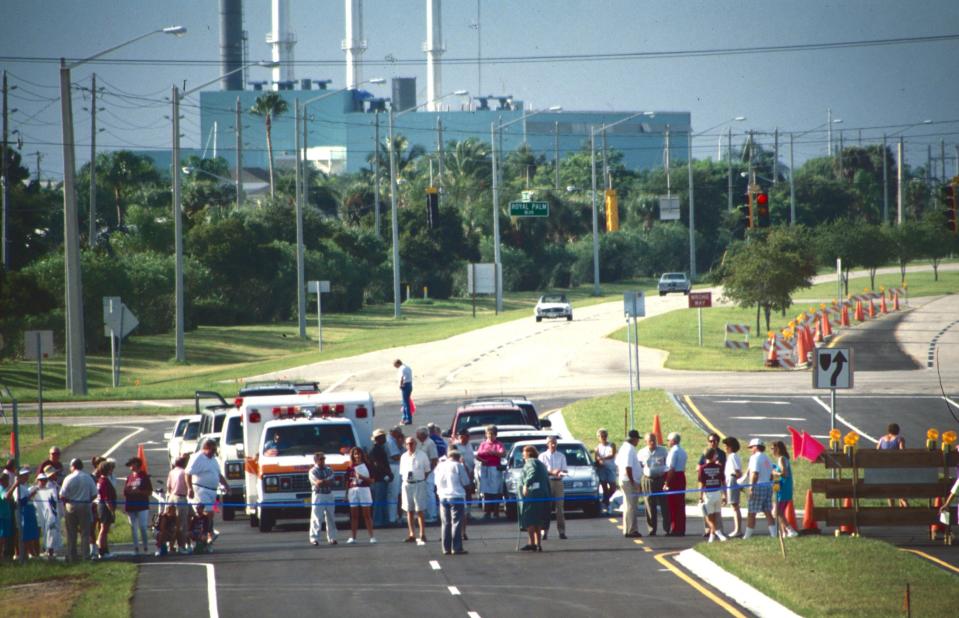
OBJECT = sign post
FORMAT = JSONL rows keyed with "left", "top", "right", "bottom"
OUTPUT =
{"left": 103, "top": 297, "right": 139, "bottom": 387}
{"left": 508, "top": 201, "right": 549, "bottom": 217}
{"left": 24, "top": 330, "right": 54, "bottom": 439}
{"left": 687, "top": 291, "right": 712, "bottom": 347}
{"left": 307, "top": 281, "right": 331, "bottom": 351}
{"left": 813, "top": 346, "right": 854, "bottom": 431}
{"left": 623, "top": 291, "right": 646, "bottom": 430}
{"left": 467, "top": 263, "right": 497, "bottom": 316}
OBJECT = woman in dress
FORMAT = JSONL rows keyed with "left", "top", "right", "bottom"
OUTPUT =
{"left": 96, "top": 460, "right": 117, "bottom": 558}
{"left": 594, "top": 429, "right": 617, "bottom": 512}
{"left": 518, "top": 445, "right": 552, "bottom": 552}
{"left": 7, "top": 467, "right": 40, "bottom": 558}
{"left": 877, "top": 424, "right": 907, "bottom": 507}
{"left": 476, "top": 425, "right": 506, "bottom": 519}
{"left": 347, "top": 447, "right": 376, "bottom": 544}
{"left": 33, "top": 471, "right": 62, "bottom": 558}
{"left": 771, "top": 441, "right": 798, "bottom": 538}
{"left": 721, "top": 436, "right": 743, "bottom": 538}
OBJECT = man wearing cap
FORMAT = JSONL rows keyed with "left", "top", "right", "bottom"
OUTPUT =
{"left": 368, "top": 429, "right": 395, "bottom": 528}
{"left": 740, "top": 438, "right": 776, "bottom": 539}
{"left": 185, "top": 439, "right": 230, "bottom": 543}
{"left": 37, "top": 446, "right": 64, "bottom": 481}
{"left": 615, "top": 430, "right": 643, "bottom": 538}
{"left": 638, "top": 432, "right": 671, "bottom": 536}
{"left": 416, "top": 427, "right": 440, "bottom": 522}
{"left": 59, "top": 458, "right": 97, "bottom": 561}
{"left": 664, "top": 432, "right": 687, "bottom": 536}
{"left": 435, "top": 447, "right": 471, "bottom": 555}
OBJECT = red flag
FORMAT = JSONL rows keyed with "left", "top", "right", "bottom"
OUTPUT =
{"left": 787, "top": 426, "right": 804, "bottom": 460}
{"left": 9, "top": 432, "right": 15, "bottom": 456}
{"left": 409, "top": 397, "right": 416, "bottom": 416}
{"left": 800, "top": 431, "right": 826, "bottom": 462}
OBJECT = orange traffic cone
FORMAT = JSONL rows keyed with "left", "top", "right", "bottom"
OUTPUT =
{"left": 137, "top": 443, "right": 149, "bottom": 475}
{"left": 821, "top": 311, "right": 833, "bottom": 339}
{"left": 8, "top": 431, "right": 15, "bottom": 457}
{"left": 765, "top": 336, "right": 780, "bottom": 367}
{"left": 840, "top": 302, "right": 850, "bottom": 327}
{"left": 801, "top": 489, "right": 820, "bottom": 534}
{"left": 652, "top": 415, "right": 664, "bottom": 445}
{"left": 868, "top": 298, "right": 876, "bottom": 319}
{"left": 880, "top": 292, "right": 888, "bottom": 314}
{"left": 813, "top": 319, "right": 823, "bottom": 344}
{"left": 795, "top": 326, "right": 810, "bottom": 367}
{"left": 785, "top": 500, "right": 800, "bottom": 530}
{"left": 855, "top": 299, "right": 865, "bottom": 322}
{"left": 893, "top": 292, "right": 900, "bottom": 311}
{"left": 931, "top": 496, "right": 947, "bottom": 539}
{"left": 839, "top": 498, "right": 857, "bottom": 535}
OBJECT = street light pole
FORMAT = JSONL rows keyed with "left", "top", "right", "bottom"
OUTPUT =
{"left": 687, "top": 130, "right": 696, "bottom": 278}
{"left": 171, "top": 85, "right": 185, "bottom": 362}
{"left": 235, "top": 96, "right": 243, "bottom": 211}
{"left": 294, "top": 98, "right": 306, "bottom": 339}
{"left": 727, "top": 127, "right": 733, "bottom": 211}
{"left": 88, "top": 73, "right": 97, "bottom": 246}
{"left": 389, "top": 107, "right": 401, "bottom": 317}
{"left": 590, "top": 127, "right": 600, "bottom": 295}
{"left": 882, "top": 134, "right": 888, "bottom": 224}
{"left": 374, "top": 111, "right": 381, "bottom": 237}
{"left": 490, "top": 120, "right": 502, "bottom": 311}
{"left": 897, "top": 136, "right": 904, "bottom": 224}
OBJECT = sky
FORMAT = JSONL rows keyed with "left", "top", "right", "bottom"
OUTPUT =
{"left": 2, "top": 0, "right": 959, "bottom": 181}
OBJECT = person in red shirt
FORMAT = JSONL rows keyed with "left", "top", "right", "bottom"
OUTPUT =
{"left": 698, "top": 448, "right": 727, "bottom": 543}
{"left": 124, "top": 457, "right": 153, "bottom": 555}
{"left": 95, "top": 460, "right": 117, "bottom": 558}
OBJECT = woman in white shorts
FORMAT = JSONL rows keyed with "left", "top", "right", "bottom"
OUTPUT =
{"left": 722, "top": 436, "right": 743, "bottom": 537}
{"left": 347, "top": 447, "right": 376, "bottom": 544}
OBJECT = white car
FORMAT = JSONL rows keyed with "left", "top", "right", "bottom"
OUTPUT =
{"left": 164, "top": 416, "right": 193, "bottom": 465}
{"left": 534, "top": 293, "right": 573, "bottom": 322}
{"left": 658, "top": 272, "right": 691, "bottom": 296}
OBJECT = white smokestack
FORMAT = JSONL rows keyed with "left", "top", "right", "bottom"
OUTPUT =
{"left": 342, "top": 0, "right": 366, "bottom": 90}
{"left": 424, "top": 0, "right": 445, "bottom": 111}
{"left": 267, "top": 0, "right": 296, "bottom": 88}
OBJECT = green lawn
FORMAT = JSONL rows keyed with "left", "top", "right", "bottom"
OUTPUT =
{"left": 13, "top": 424, "right": 100, "bottom": 470}
{"left": 0, "top": 280, "right": 656, "bottom": 403}
{"left": 610, "top": 306, "right": 776, "bottom": 372}
{"left": 799, "top": 268, "right": 959, "bottom": 301}
{"left": 0, "top": 560, "right": 137, "bottom": 618}
{"left": 18, "top": 407, "right": 194, "bottom": 418}
{"left": 698, "top": 536, "right": 959, "bottom": 617}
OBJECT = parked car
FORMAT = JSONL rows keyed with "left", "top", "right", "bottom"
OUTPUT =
{"left": 534, "top": 293, "right": 573, "bottom": 322}
{"left": 164, "top": 415, "right": 194, "bottom": 466}
{"left": 657, "top": 272, "right": 691, "bottom": 296}
{"left": 445, "top": 402, "right": 551, "bottom": 438}
{"left": 166, "top": 415, "right": 202, "bottom": 465}
{"left": 503, "top": 439, "right": 602, "bottom": 520}
{"left": 468, "top": 395, "right": 541, "bottom": 427}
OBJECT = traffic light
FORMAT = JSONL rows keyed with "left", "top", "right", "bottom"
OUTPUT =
{"left": 604, "top": 189, "right": 619, "bottom": 232}
{"left": 426, "top": 186, "right": 439, "bottom": 229}
{"left": 735, "top": 204, "right": 751, "bottom": 239}
{"left": 755, "top": 192, "right": 770, "bottom": 227}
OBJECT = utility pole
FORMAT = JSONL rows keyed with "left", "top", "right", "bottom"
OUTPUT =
{"left": 88, "top": 73, "right": 97, "bottom": 246}
{"left": 436, "top": 117, "right": 444, "bottom": 206}
{"left": 35, "top": 152, "right": 42, "bottom": 184}
{"left": 373, "top": 111, "right": 381, "bottom": 237}
{"left": 490, "top": 120, "right": 503, "bottom": 312}
{"left": 553, "top": 121, "right": 560, "bottom": 191}
{"left": 897, "top": 136, "right": 904, "bottom": 224}
{"left": 294, "top": 99, "right": 306, "bottom": 339}
{"left": 926, "top": 144, "right": 932, "bottom": 190}
{"left": 882, "top": 135, "right": 889, "bottom": 223}
{"left": 589, "top": 127, "right": 600, "bottom": 296}
{"left": 664, "top": 124, "right": 671, "bottom": 196}
{"left": 727, "top": 126, "right": 733, "bottom": 211}
{"left": 172, "top": 85, "right": 185, "bottom": 363}
{"left": 687, "top": 131, "right": 696, "bottom": 278}
{"left": 390, "top": 108, "right": 402, "bottom": 317}
{"left": 772, "top": 128, "right": 779, "bottom": 184}
{"left": 838, "top": 130, "right": 844, "bottom": 179}
{"left": 789, "top": 133, "right": 796, "bottom": 225}
{"left": 827, "top": 107, "right": 833, "bottom": 156}
{"left": 234, "top": 96, "right": 243, "bottom": 210}
{"left": 940, "top": 138, "right": 946, "bottom": 184}
{"left": 601, "top": 127, "right": 609, "bottom": 189}
{"left": 1, "top": 70, "right": 9, "bottom": 270}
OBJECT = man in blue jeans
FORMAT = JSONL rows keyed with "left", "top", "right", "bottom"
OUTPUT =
{"left": 394, "top": 359, "right": 414, "bottom": 425}
{"left": 435, "top": 448, "right": 471, "bottom": 555}
{"left": 368, "top": 429, "right": 395, "bottom": 528}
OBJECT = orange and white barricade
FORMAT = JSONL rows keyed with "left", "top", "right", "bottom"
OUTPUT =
{"left": 724, "top": 323, "right": 750, "bottom": 349}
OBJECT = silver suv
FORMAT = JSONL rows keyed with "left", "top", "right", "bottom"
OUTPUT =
{"left": 657, "top": 272, "right": 691, "bottom": 296}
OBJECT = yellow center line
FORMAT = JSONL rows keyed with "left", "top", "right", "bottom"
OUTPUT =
{"left": 653, "top": 551, "right": 747, "bottom": 618}
{"left": 642, "top": 547, "right": 653, "bottom": 553}
{"left": 683, "top": 395, "right": 725, "bottom": 440}
{"left": 632, "top": 539, "right": 644, "bottom": 545}
{"left": 901, "top": 548, "right": 959, "bottom": 575}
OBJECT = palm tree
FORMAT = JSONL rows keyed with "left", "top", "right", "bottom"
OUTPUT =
{"left": 249, "top": 92, "right": 289, "bottom": 198}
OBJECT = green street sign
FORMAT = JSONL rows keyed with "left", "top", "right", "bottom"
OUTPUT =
{"left": 508, "top": 201, "right": 549, "bottom": 217}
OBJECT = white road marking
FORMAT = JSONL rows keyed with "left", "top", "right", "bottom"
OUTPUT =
{"left": 811, "top": 397, "right": 879, "bottom": 444}
{"left": 448, "top": 586, "right": 461, "bottom": 596}
{"left": 715, "top": 400, "right": 790, "bottom": 405}
{"left": 429, "top": 560, "right": 441, "bottom": 570}
{"left": 322, "top": 374, "right": 353, "bottom": 394}
{"left": 750, "top": 434, "right": 788, "bottom": 438}
{"left": 102, "top": 426, "right": 146, "bottom": 458}
{"left": 144, "top": 448, "right": 169, "bottom": 452}
{"left": 144, "top": 400, "right": 179, "bottom": 408}
{"left": 730, "top": 416, "right": 807, "bottom": 421}
{"left": 141, "top": 563, "right": 219, "bottom": 618}
{"left": 468, "top": 613, "right": 482, "bottom": 618}
{"left": 944, "top": 396, "right": 959, "bottom": 411}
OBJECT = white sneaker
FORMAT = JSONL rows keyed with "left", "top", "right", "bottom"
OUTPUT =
{"left": 708, "top": 534, "right": 715, "bottom": 543}
{"left": 743, "top": 529, "right": 754, "bottom": 540}
{"left": 768, "top": 525, "right": 778, "bottom": 538}
{"left": 416, "top": 538, "right": 426, "bottom": 546}
{"left": 787, "top": 529, "right": 799, "bottom": 538}
{"left": 346, "top": 538, "right": 356, "bottom": 544}
{"left": 716, "top": 531, "right": 728, "bottom": 542}
{"left": 369, "top": 537, "right": 377, "bottom": 544}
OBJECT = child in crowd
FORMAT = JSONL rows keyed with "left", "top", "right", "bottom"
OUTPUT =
{"left": 190, "top": 504, "right": 212, "bottom": 554}
{"left": 154, "top": 505, "right": 178, "bottom": 557}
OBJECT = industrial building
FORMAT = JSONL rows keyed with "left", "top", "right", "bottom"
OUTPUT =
{"left": 185, "top": 1, "right": 691, "bottom": 181}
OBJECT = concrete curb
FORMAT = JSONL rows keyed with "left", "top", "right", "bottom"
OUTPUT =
{"left": 675, "top": 548, "right": 802, "bottom": 618}
{"left": 541, "top": 407, "right": 573, "bottom": 440}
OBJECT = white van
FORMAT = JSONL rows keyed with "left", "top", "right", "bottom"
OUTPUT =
{"left": 218, "top": 409, "right": 246, "bottom": 521}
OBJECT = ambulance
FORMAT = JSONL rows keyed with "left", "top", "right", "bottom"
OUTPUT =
{"left": 240, "top": 391, "right": 376, "bottom": 532}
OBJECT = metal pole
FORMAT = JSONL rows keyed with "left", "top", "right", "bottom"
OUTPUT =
{"left": 1, "top": 70, "right": 8, "bottom": 270}
{"left": 491, "top": 120, "right": 503, "bottom": 312}
{"left": 897, "top": 137, "right": 904, "bottom": 224}
{"left": 830, "top": 388, "right": 837, "bottom": 432}
{"left": 36, "top": 332, "right": 44, "bottom": 440}
{"left": 789, "top": 133, "right": 796, "bottom": 225}
{"left": 374, "top": 111, "right": 381, "bottom": 237}
{"left": 882, "top": 134, "right": 888, "bottom": 223}
{"left": 590, "top": 127, "right": 600, "bottom": 296}
{"left": 317, "top": 288, "right": 322, "bottom": 351}
{"left": 941, "top": 138, "right": 946, "bottom": 183}
{"left": 633, "top": 314, "right": 640, "bottom": 392}
{"left": 602, "top": 127, "right": 609, "bottom": 189}
{"left": 727, "top": 127, "right": 733, "bottom": 211}
{"left": 687, "top": 131, "right": 696, "bottom": 278}
{"left": 11, "top": 394, "right": 23, "bottom": 563}
{"left": 116, "top": 308, "right": 124, "bottom": 387}
{"left": 89, "top": 73, "right": 97, "bottom": 246}
{"left": 955, "top": 144, "right": 959, "bottom": 178}
{"left": 294, "top": 99, "right": 306, "bottom": 338}
{"left": 626, "top": 316, "right": 634, "bottom": 430}
{"left": 235, "top": 96, "right": 242, "bottom": 210}
{"left": 60, "top": 60, "right": 87, "bottom": 394}
{"left": 698, "top": 307, "right": 703, "bottom": 347}
{"left": 773, "top": 128, "right": 779, "bottom": 183}
{"left": 554, "top": 121, "right": 560, "bottom": 191}
{"left": 664, "top": 124, "right": 671, "bottom": 196}
{"left": 436, "top": 118, "right": 444, "bottom": 208}
{"left": 827, "top": 107, "right": 833, "bottom": 156}
{"left": 172, "top": 86, "right": 185, "bottom": 363}
{"left": 389, "top": 108, "right": 402, "bottom": 318}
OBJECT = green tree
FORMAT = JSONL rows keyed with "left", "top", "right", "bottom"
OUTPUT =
{"left": 249, "top": 92, "right": 289, "bottom": 199}
{"left": 883, "top": 221, "right": 925, "bottom": 285}
{"left": 96, "top": 151, "right": 161, "bottom": 227}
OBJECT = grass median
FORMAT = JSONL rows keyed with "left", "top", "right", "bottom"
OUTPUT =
{"left": 1, "top": 280, "right": 655, "bottom": 403}
{"left": 0, "top": 560, "right": 137, "bottom": 618}
{"left": 697, "top": 536, "right": 959, "bottom": 617}
{"left": 798, "top": 268, "right": 959, "bottom": 301}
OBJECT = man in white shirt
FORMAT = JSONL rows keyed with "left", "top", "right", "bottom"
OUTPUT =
{"left": 615, "top": 430, "right": 642, "bottom": 538}
{"left": 664, "top": 432, "right": 688, "bottom": 536}
{"left": 434, "top": 448, "right": 472, "bottom": 555}
{"left": 538, "top": 436, "right": 568, "bottom": 540}
{"left": 637, "top": 432, "right": 671, "bottom": 536}
{"left": 186, "top": 439, "right": 230, "bottom": 541}
{"left": 394, "top": 359, "right": 414, "bottom": 425}
{"left": 455, "top": 430, "right": 476, "bottom": 539}
{"left": 387, "top": 426, "right": 405, "bottom": 525}
{"left": 400, "top": 437, "right": 431, "bottom": 545}
{"left": 59, "top": 458, "right": 98, "bottom": 561}
{"left": 740, "top": 438, "right": 776, "bottom": 539}
{"left": 416, "top": 427, "right": 440, "bottom": 522}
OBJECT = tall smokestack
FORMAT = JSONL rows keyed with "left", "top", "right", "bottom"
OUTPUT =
{"left": 424, "top": 0, "right": 445, "bottom": 111}
{"left": 342, "top": 0, "right": 366, "bottom": 90}
{"left": 267, "top": 0, "right": 296, "bottom": 88}
{"left": 219, "top": 0, "right": 244, "bottom": 90}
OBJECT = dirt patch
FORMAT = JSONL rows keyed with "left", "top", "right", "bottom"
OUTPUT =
{"left": 0, "top": 577, "right": 87, "bottom": 618}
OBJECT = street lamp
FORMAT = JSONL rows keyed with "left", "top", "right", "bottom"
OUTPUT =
{"left": 59, "top": 25, "right": 186, "bottom": 394}
{"left": 490, "top": 105, "right": 562, "bottom": 311}
{"left": 891, "top": 119, "right": 933, "bottom": 224}
{"left": 588, "top": 111, "right": 654, "bottom": 295}
{"left": 387, "top": 89, "right": 470, "bottom": 318}
{"left": 292, "top": 78, "right": 385, "bottom": 338}
{"left": 171, "top": 60, "right": 272, "bottom": 362}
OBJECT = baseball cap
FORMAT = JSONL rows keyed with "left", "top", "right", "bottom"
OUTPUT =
{"left": 748, "top": 438, "right": 764, "bottom": 448}
{"left": 125, "top": 457, "right": 142, "bottom": 467}
{"left": 628, "top": 429, "right": 641, "bottom": 440}
{"left": 17, "top": 466, "right": 31, "bottom": 476}
{"left": 37, "top": 473, "right": 48, "bottom": 481}
{"left": 372, "top": 428, "right": 386, "bottom": 439}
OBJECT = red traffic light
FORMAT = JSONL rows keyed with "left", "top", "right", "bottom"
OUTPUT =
{"left": 756, "top": 192, "right": 769, "bottom": 206}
